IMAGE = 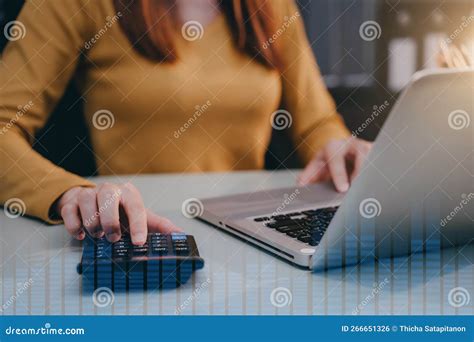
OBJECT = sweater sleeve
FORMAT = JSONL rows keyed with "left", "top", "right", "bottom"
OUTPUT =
{"left": 277, "top": 0, "right": 351, "bottom": 164}
{"left": 0, "top": 0, "right": 98, "bottom": 224}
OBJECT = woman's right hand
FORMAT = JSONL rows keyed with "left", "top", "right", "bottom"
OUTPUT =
{"left": 54, "top": 182, "right": 182, "bottom": 245}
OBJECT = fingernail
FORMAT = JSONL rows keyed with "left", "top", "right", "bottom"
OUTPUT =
{"left": 135, "top": 233, "right": 147, "bottom": 245}
{"left": 297, "top": 177, "right": 307, "bottom": 186}
{"left": 106, "top": 232, "right": 121, "bottom": 242}
{"left": 340, "top": 182, "right": 349, "bottom": 192}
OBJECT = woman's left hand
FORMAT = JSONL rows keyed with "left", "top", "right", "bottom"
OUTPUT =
{"left": 297, "top": 138, "right": 373, "bottom": 192}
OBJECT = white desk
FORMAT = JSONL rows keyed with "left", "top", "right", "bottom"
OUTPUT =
{"left": 1, "top": 171, "right": 472, "bottom": 315}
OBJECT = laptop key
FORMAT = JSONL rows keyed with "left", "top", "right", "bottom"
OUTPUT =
{"left": 276, "top": 226, "right": 304, "bottom": 233}
{"left": 272, "top": 215, "right": 290, "bottom": 221}
{"left": 266, "top": 219, "right": 307, "bottom": 229}
{"left": 297, "top": 235, "right": 311, "bottom": 243}
{"left": 254, "top": 217, "right": 269, "bottom": 222}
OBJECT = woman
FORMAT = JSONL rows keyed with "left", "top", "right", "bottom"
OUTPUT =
{"left": 0, "top": 0, "right": 372, "bottom": 245}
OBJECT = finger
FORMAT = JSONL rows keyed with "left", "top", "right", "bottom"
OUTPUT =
{"left": 327, "top": 152, "right": 350, "bottom": 192}
{"left": 350, "top": 142, "right": 371, "bottom": 182}
{"left": 97, "top": 183, "right": 121, "bottom": 243}
{"left": 147, "top": 209, "right": 183, "bottom": 234}
{"left": 297, "top": 153, "right": 327, "bottom": 185}
{"left": 120, "top": 183, "right": 148, "bottom": 245}
{"left": 78, "top": 188, "right": 101, "bottom": 237}
{"left": 61, "top": 203, "right": 84, "bottom": 240}
{"left": 461, "top": 45, "right": 474, "bottom": 66}
{"left": 351, "top": 151, "right": 365, "bottom": 182}
{"left": 451, "top": 46, "right": 467, "bottom": 68}
{"left": 440, "top": 41, "right": 454, "bottom": 68}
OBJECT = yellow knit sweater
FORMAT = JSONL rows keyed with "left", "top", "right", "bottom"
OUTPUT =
{"left": 0, "top": 0, "right": 349, "bottom": 223}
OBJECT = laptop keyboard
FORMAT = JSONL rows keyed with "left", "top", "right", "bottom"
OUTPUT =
{"left": 253, "top": 207, "right": 339, "bottom": 247}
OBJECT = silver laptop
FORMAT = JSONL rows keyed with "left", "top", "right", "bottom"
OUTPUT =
{"left": 197, "top": 69, "right": 474, "bottom": 270}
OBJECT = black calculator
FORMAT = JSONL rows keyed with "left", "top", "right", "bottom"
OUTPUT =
{"left": 77, "top": 233, "right": 204, "bottom": 291}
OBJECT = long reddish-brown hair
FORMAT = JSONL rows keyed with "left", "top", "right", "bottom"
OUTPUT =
{"left": 113, "top": 0, "right": 283, "bottom": 70}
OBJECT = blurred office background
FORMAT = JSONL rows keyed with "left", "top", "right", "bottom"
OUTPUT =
{"left": 1, "top": 0, "right": 473, "bottom": 174}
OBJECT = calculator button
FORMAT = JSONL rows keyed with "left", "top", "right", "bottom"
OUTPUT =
{"left": 114, "top": 250, "right": 128, "bottom": 257}
{"left": 132, "top": 246, "right": 149, "bottom": 255}
{"left": 174, "top": 247, "right": 189, "bottom": 255}
{"left": 171, "top": 233, "right": 187, "bottom": 240}
{"left": 152, "top": 240, "right": 167, "bottom": 245}
{"left": 151, "top": 247, "right": 168, "bottom": 255}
